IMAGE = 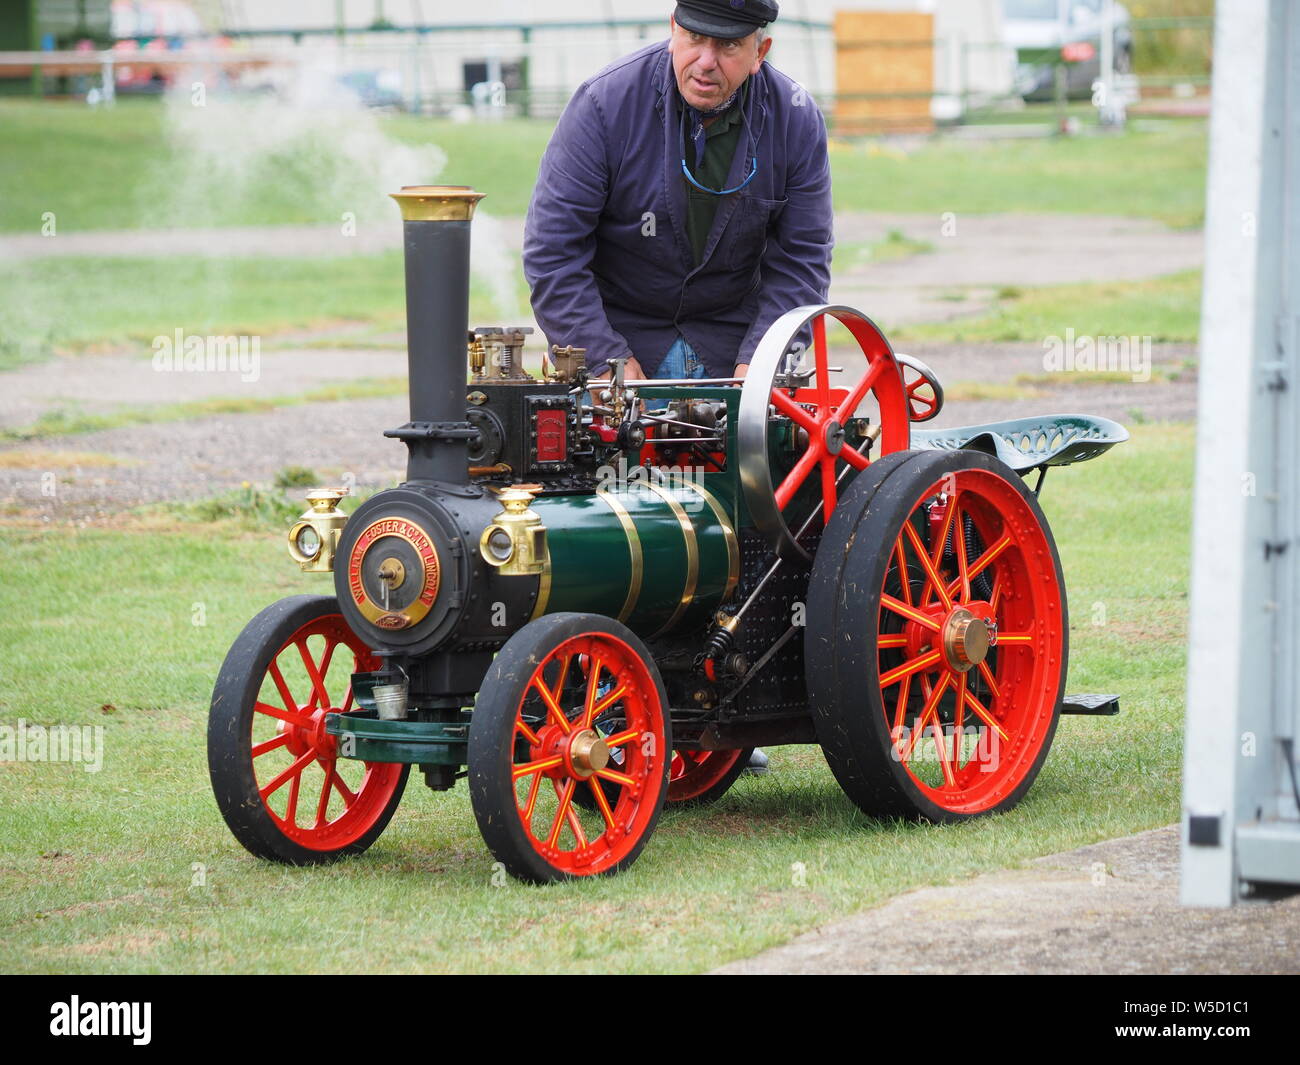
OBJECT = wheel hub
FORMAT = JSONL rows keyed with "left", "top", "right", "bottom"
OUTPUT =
{"left": 941, "top": 609, "right": 990, "bottom": 673}
{"left": 566, "top": 728, "right": 611, "bottom": 779}
{"left": 282, "top": 706, "right": 336, "bottom": 759}
{"left": 822, "top": 418, "right": 846, "bottom": 456}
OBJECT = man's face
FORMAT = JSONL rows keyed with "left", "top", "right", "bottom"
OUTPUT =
{"left": 668, "top": 18, "right": 773, "bottom": 111}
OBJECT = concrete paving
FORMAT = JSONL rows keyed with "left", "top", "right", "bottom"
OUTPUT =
{"left": 714, "top": 826, "right": 1300, "bottom": 975}
{"left": 831, "top": 212, "right": 1203, "bottom": 327}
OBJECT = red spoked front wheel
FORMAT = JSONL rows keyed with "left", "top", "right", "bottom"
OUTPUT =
{"left": 209, "top": 596, "right": 409, "bottom": 863}
{"left": 468, "top": 613, "right": 670, "bottom": 883}
{"left": 739, "top": 305, "right": 911, "bottom": 559}
{"left": 806, "top": 450, "right": 1067, "bottom": 821}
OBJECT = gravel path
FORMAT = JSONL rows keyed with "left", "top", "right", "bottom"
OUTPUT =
{"left": 0, "top": 339, "right": 1194, "bottom": 525}
{"left": 831, "top": 212, "right": 1203, "bottom": 326}
{"left": 0, "top": 212, "right": 1201, "bottom": 280}
{"left": 713, "top": 825, "right": 1300, "bottom": 975}
{"left": 0, "top": 347, "right": 410, "bottom": 433}
{"left": 0, "top": 396, "right": 411, "bottom": 524}
{"left": 1, "top": 209, "right": 1201, "bottom": 334}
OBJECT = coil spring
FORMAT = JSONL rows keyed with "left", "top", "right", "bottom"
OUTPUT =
{"left": 693, "top": 622, "right": 737, "bottom": 674}
{"left": 939, "top": 510, "right": 995, "bottom": 602}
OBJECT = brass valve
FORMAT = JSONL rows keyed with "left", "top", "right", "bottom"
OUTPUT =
{"left": 550, "top": 344, "right": 587, "bottom": 384}
{"left": 470, "top": 326, "right": 535, "bottom": 382}
{"left": 468, "top": 332, "right": 488, "bottom": 379}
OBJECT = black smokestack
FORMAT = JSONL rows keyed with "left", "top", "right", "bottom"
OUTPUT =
{"left": 386, "top": 185, "right": 485, "bottom": 484}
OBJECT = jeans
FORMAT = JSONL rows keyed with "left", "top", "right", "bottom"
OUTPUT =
{"left": 655, "top": 337, "right": 708, "bottom": 379}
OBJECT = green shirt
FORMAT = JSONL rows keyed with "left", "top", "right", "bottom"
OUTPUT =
{"left": 683, "top": 82, "right": 748, "bottom": 267}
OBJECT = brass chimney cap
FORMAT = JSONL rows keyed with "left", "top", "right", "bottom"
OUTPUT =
{"left": 390, "top": 185, "right": 485, "bottom": 222}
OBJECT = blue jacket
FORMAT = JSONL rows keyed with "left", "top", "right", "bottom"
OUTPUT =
{"left": 523, "top": 40, "right": 833, "bottom": 378}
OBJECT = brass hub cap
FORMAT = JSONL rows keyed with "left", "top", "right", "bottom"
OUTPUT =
{"left": 377, "top": 557, "right": 406, "bottom": 589}
{"left": 566, "top": 729, "right": 611, "bottom": 779}
{"left": 942, "top": 609, "right": 990, "bottom": 673}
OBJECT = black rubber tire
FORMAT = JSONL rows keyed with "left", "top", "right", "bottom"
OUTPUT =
{"left": 468, "top": 613, "right": 671, "bottom": 884}
{"left": 806, "top": 450, "right": 1068, "bottom": 822}
{"left": 208, "top": 595, "right": 409, "bottom": 865}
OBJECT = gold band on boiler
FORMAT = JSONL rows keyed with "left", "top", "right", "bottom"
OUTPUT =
{"left": 679, "top": 481, "right": 740, "bottom": 603}
{"left": 641, "top": 482, "right": 699, "bottom": 638}
{"left": 595, "top": 489, "right": 644, "bottom": 623}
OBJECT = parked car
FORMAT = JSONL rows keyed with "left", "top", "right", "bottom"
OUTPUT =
{"left": 108, "top": 0, "right": 251, "bottom": 95}
{"left": 1004, "top": 0, "right": 1134, "bottom": 101}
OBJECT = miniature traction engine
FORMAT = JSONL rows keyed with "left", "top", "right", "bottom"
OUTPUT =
{"left": 207, "top": 185, "right": 1127, "bottom": 883}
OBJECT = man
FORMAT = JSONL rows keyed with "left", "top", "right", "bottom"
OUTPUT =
{"left": 523, "top": 0, "right": 833, "bottom": 384}
{"left": 527, "top": 3, "right": 820, "bottom": 776}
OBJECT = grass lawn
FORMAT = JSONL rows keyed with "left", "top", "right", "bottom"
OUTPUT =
{"left": 835, "top": 229, "right": 936, "bottom": 268}
{"left": 0, "top": 253, "right": 511, "bottom": 370}
{"left": 0, "top": 422, "right": 1192, "bottom": 974}
{"left": 829, "top": 122, "right": 1207, "bottom": 228}
{"left": 0, "top": 258, "right": 1200, "bottom": 371}
{"left": 0, "top": 377, "right": 409, "bottom": 444}
{"left": 1, "top": 99, "right": 1206, "bottom": 234}
{"left": 0, "top": 99, "right": 1206, "bottom": 363}
{"left": 894, "top": 270, "right": 1203, "bottom": 346}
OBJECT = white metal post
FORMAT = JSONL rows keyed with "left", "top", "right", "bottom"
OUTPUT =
{"left": 1182, "top": 1, "right": 1300, "bottom": 906}
{"left": 1098, "top": 0, "right": 1116, "bottom": 122}
{"left": 100, "top": 55, "right": 115, "bottom": 106}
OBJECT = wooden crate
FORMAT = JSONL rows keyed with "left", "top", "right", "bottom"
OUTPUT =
{"left": 834, "top": 10, "right": 934, "bottom": 136}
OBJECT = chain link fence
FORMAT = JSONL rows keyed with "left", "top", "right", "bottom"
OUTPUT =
{"left": 7, "top": 14, "right": 1214, "bottom": 133}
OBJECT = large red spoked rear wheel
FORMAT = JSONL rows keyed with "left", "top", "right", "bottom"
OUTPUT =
{"left": 739, "top": 305, "right": 911, "bottom": 559}
{"left": 209, "top": 595, "right": 409, "bottom": 863}
{"left": 468, "top": 613, "right": 670, "bottom": 883}
{"left": 806, "top": 450, "right": 1067, "bottom": 821}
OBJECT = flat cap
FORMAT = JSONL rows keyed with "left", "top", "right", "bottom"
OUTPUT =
{"left": 674, "top": 0, "right": 779, "bottom": 41}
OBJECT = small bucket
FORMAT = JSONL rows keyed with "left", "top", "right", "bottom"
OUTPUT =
{"left": 373, "top": 681, "right": 409, "bottom": 721}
